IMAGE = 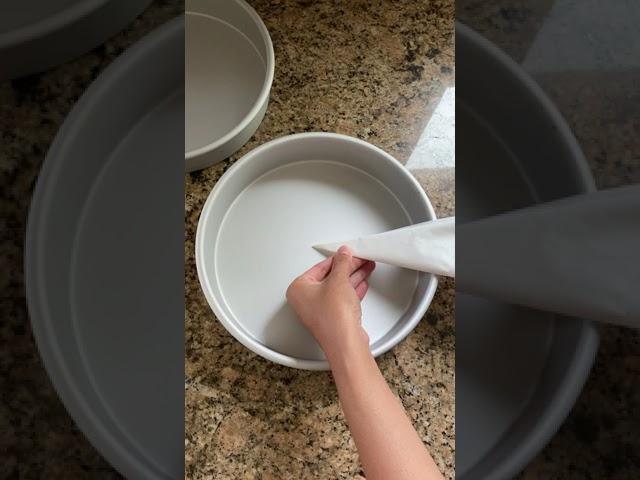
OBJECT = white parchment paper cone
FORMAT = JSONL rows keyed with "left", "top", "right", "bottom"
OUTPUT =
{"left": 314, "top": 217, "right": 455, "bottom": 277}
{"left": 456, "top": 184, "right": 640, "bottom": 328}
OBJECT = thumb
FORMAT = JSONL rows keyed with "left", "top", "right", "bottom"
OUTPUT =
{"left": 330, "top": 246, "right": 353, "bottom": 279}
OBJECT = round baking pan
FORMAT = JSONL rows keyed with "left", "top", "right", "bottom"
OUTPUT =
{"left": 25, "top": 17, "right": 184, "bottom": 479}
{"left": 0, "top": 0, "right": 150, "bottom": 81}
{"left": 456, "top": 23, "right": 599, "bottom": 479}
{"left": 196, "top": 133, "right": 438, "bottom": 370}
{"left": 185, "top": 0, "right": 274, "bottom": 171}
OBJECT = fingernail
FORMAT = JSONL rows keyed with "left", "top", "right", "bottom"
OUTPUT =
{"left": 338, "top": 245, "right": 349, "bottom": 255}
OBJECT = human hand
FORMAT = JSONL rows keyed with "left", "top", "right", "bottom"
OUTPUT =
{"left": 286, "top": 246, "right": 375, "bottom": 359}
{"left": 288, "top": 250, "right": 442, "bottom": 480}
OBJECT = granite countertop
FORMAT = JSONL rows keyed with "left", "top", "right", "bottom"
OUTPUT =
{"left": 0, "top": 2, "right": 181, "bottom": 478}
{"left": 185, "top": 0, "right": 455, "bottom": 479}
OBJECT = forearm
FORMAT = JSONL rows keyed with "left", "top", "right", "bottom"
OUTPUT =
{"left": 326, "top": 333, "right": 443, "bottom": 480}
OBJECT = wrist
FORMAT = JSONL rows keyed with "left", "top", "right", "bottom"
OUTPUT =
{"left": 323, "top": 327, "right": 371, "bottom": 369}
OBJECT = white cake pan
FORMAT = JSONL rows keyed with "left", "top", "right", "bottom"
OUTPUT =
{"left": 185, "top": 0, "right": 274, "bottom": 171}
{"left": 196, "top": 133, "right": 438, "bottom": 370}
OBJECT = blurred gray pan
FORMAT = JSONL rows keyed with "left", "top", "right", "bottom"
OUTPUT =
{"left": 0, "top": 0, "right": 151, "bottom": 81}
{"left": 456, "top": 23, "right": 599, "bottom": 479}
{"left": 25, "top": 17, "right": 184, "bottom": 480}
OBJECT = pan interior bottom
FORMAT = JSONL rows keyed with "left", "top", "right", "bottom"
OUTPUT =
{"left": 215, "top": 160, "right": 420, "bottom": 361}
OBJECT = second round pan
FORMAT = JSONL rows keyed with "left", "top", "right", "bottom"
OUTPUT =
{"left": 185, "top": 0, "right": 274, "bottom": 171}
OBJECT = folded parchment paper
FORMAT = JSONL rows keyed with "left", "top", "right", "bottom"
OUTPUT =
{"left": 314, "top": 217, "right": 455, "bottom": 277}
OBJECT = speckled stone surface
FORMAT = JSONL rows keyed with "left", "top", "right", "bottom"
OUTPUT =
{"left": 185, "top": 0, "right": 455, "bottom": 478}
{"left": 459, "top": 1, "right": 640, "bottom": 478}
{"left": 0, "top": 2, "right": 182, "bottom": 478}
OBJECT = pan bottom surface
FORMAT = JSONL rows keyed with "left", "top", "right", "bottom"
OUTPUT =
{"left": 214, "top": 160, "right": 420, "bottom": 361}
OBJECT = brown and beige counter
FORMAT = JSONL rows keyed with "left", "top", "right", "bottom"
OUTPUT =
{"left": 185, "top": 0, "right": 455, "bottom": 478}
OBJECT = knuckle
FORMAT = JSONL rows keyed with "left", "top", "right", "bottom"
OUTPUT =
{"left": 285, "top": 284, "right": 295, "bottom": 300}
{"left": 286, "top": 277, "right": 303, "bottom": 299}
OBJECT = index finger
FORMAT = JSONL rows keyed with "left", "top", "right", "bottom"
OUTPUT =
{"left": 304, "top": 253, "right": 368, "bottom": 281}
{"left": 329, "top": 254, "right": 368, "bottom": 276}
{"left": 302, "top": 256, "right": 334, "bottom": 281}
